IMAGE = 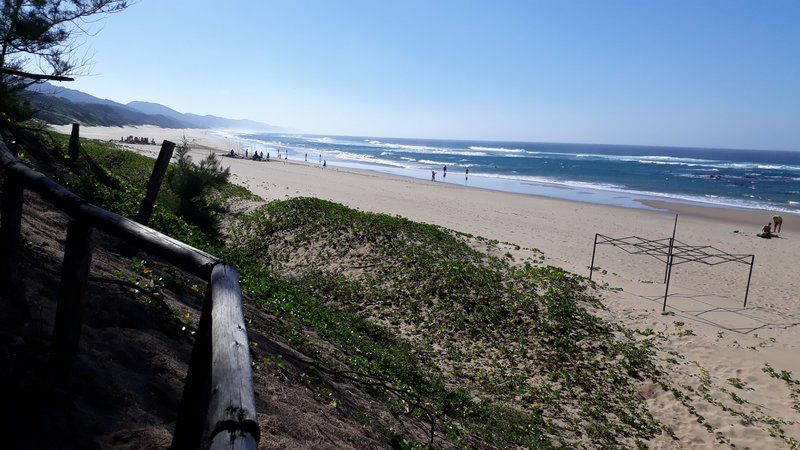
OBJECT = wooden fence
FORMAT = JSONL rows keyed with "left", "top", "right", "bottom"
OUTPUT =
{"left": 0, "top": 132, "right": 259, "bottom": 449}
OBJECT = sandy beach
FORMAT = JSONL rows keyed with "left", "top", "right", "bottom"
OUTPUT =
{"left": 56, "top": 125, "right": 800, "bottom": 447}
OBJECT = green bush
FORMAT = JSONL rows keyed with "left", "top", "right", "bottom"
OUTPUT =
{"left": 167, "top": 138, "right": 231, "bottom": 235}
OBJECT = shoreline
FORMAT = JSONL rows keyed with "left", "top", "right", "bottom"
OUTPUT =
{"left": 640, "top": 199, "right": 799, "bottom": 233}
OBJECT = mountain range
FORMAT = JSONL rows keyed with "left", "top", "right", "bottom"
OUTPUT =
{"left": 23, "top": 83, "right": 283, "bottom": 131}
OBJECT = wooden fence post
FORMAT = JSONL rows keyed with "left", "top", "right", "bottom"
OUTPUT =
{"left": 68, "top": 123, "right": 80, "bottom": 163}
{"left": 207, "top": 264, "right": 259, "bottom": 448}
{"left": 135, "top": 140, "right": 176, "bottom": 226}
{"left": 0, "top": 172, "right": 26, "bottom": 312}
{"left": 51, "top": 220, "right": 94, "bottom": 381}
{"left": 172, "top": 283, "right": 214, "bottom": 450}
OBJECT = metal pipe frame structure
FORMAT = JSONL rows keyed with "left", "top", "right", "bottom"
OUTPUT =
{"left": 588, "top": 217, "right": 755, "bottom": 312}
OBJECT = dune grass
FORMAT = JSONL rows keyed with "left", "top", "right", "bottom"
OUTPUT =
{"left": 227, "top": 198, "right": 663, "bottom": 447}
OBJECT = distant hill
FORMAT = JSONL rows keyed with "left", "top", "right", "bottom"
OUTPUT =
{"left": 25, "top": 83, "right": 283, "bottom": 131}
{"left": 27, "top": 83, "right": 124, "bottom": 108}
{"left": 126, "top": 101, "right": 281, "bottom": 131}
{"left": 22, "top": 92, "right": 187, "bottom": 128}
{"left": 126, "top": 101, "right": 185, "bottom": 121}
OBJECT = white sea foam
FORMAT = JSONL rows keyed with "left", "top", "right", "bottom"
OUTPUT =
{"left": 564, "top": 153, "right": 800, "bottom": 171}
{"left": 595, "top": 156, "right": 800, "bottom": 171}
{"left": 474, "top": 173, "right": 625, "bottom": 191}
{"left": 418, "top": 159, "right": 451, "bottom": 166}
{"left": 572, "top": 153, "right": 718, "bottom": 164}
{"left": 326, "top": 150, "right": 411, "bottom": 168}
{"left": 468, "top": 146, "right": 526, "bottom": 153}
{"left": 470, "top": 173, "right": 800, "bottom": 214}
{"left": 309, "top": 137, "right": 492, "bottom": 157}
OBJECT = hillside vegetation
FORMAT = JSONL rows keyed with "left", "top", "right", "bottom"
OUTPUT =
{"left": 22, "top": 92, "right": 186, "bottom": 128}
{"left": 22, "top": 83, "right": 282, "bottom": 130}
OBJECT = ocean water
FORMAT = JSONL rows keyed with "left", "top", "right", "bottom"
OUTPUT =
{"left": 224, "top": 132, "right": 800, "bottom": 214}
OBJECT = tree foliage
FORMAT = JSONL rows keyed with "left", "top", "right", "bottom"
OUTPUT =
{"left": 167, "top": 138, "right": 231, "bottom": 235}
{"left": 1, "top": 0, "right": 129, "bottom": 121}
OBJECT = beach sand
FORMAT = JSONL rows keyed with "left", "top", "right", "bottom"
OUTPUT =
{"left": 57, "top": 125, "right": 800, "bottom": 447}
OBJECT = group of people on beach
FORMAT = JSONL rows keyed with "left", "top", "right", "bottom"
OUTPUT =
{"left": 227, "top": 149, "right": 269, "bottom": 161}
{"left": 225, "top": 148, "right": 329, "bottom": 168}
{"left": 758, "top": 215, "right": 784, "bottom": 238}
{"left": 431, "top": 165, "right": 468, "bottom": 181}
{"left": 119, "top": 136, "right": 156, "bottom": 145}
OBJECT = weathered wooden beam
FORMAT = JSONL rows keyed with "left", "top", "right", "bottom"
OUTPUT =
{"left": 135, "top": 140, "right": 176, "bottom": 225}
{"left": 0, "top": 140, "right": 219, "bottom": 279}
{"left": 207, "top": 264, "right": 259, "bottom": 446}
{"left": 51, "top": 220, "right": 94, "bottom": 380}
{"left": 67, "top": 123, "right": 80, "bottom": 163}
{"left": 210, "top": 430, "right": 258, "bottom": 450}
{"left": 172, "top": 285, "right": 214, "bottom": 450}
{"left": 0, "top": 172, "right": 26, "bottom": 312}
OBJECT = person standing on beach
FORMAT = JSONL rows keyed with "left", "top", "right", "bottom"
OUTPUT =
{"left": 305, "top": 153, "right": 308, "bottom": 162}
{"left": 323, "top": 160, "right": 327, "bottom": 167}
{"left": 773, "top": 215, "right": 783, "bottom": 233}
{"left": 432, "top": 170, "right": 436, "bottom": 181}
{"left": 443, "top": 165, "right": 447, "bottom": 177}
{"left": 465, "top": 167, "right": 469, "bottom": 178}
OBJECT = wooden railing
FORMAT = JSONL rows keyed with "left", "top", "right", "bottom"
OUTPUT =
{"left": 0, "top": 134, "right": 259, "bottom": 449}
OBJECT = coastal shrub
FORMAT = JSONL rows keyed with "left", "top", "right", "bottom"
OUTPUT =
{"left": 166, "top": 139, "right": 231, "bottom": 235}
{"left": 54, "top": 134, "right": 236, "bottom": 250}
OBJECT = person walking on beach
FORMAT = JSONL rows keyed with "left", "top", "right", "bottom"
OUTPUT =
{"left": 443, "top": 165, "right": 447, "bottom": 177}
{"left": 323, "top": 160, "right": 327, "bottom": 168}
{"left": 465, "top": 167, "right": 469, "bottom": 178}
{"left": 305, "top": 153, "right": 308, "bottom": 162}
{"left": 431, "top": 170, "right": 436, "bottom": 181}
{"left": 773, "top": 215, "right": 783, "bottom": 233}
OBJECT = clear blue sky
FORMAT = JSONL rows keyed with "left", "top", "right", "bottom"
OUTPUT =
{"left": 63, "top": 0, "right": 799, "bottom": 150}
